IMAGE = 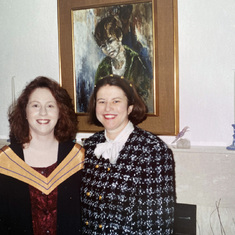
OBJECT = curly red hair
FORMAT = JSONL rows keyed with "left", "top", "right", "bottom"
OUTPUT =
{"left": 8, "top": 76, "right": 78, "bottom": 145}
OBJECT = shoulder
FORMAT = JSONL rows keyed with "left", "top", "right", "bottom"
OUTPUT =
{"left": 83, "top": 131, "right": 105, "bottom": 149}
{"left": 60, "top": 140, "right": 84, "bottom": 152}
{"left": 132, "top": 126, "right": 166, "bottom": 144}
{"left": 7, "top": 141, "right": 24, "bottom": 160}
{"left": 127, "top": 128, "right": 174, "bottom": 172}
{"left": 130, "top": 126, "right": 172, "bottom": 155}
{"left": 58, "top": 140, "right": 81, "bottom": 161}
{"left": 59, "top": 140, "right": 75, "bottom": 150}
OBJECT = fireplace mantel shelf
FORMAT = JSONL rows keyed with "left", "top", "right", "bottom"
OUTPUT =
{"left": 169, "top": 145, "right": 235, "bottom": 155}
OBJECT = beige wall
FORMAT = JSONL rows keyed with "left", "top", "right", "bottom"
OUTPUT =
{"left": 173, "top": 146, "right": 235, "bottom": 234}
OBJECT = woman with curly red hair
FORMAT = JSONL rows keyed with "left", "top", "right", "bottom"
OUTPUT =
{"left": 0, "top": 76, "right": 84, "bottom": 234}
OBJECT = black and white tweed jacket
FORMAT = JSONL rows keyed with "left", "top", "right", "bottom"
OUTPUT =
{"left": 81, "top": 126, "right": 175, "bottom": 234}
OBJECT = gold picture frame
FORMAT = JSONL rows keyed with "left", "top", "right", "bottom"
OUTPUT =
{"left": 58, "top": 0, "right": 179, "bottom": 135}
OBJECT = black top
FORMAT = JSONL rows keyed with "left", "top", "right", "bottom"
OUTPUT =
{"left": 81, "top": 126, "right": 176, "bottom": 234}
{"left": 0, "top": 141, "right": 82, "bottom": 235}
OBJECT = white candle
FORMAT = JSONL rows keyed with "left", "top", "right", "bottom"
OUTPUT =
{"left": 11, "top": 76, "right": 15, "bottom": 105}
{"left": 234, "top": 70, "right": 235, "bottom": 123}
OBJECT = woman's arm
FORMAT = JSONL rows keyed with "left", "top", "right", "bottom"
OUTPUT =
{"left": 136, "top": 146, "right": 175, "bottom": 234}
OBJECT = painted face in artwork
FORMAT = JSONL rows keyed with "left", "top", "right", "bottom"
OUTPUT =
{"left": 26, "top": 88, "right": 59, "bottom": 138}
{"left": 100, "top": 36, "right": 123, "bottom": 59}
{"left": 96, "top": 84, "right": 133, "bottom": 139}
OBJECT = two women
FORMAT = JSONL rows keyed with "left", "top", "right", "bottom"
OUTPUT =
{"left": 0, "top": 75, "right": 175, "bottom": 234}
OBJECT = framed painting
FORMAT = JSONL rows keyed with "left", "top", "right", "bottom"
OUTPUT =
{"left": 58, "top": 0, "right": 179, "bottom": 135}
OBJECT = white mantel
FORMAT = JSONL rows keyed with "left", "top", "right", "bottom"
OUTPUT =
{"left": 172, "top": 146, "right": 235, "bottom": 234}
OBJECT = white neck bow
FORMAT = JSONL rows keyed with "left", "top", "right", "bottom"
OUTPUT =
{"left": 94, "top": 121, "right": 134, "bottom": 164}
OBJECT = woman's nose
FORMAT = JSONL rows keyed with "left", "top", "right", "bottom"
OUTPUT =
{"left": 39, "top": 106, "right": 47, "bottom": 115}
{"left": 105, "top": 102, "right": 112, "bottom": 111}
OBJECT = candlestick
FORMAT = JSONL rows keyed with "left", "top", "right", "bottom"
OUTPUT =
{"left": 227, "top": 70, "right": 235, "bottom": 150}
{"left": 227, "top": 124, "right": 235, "bottom": 150}
{"left": 11, "top": 76, "right": 15, "bottom": 105}
{"left": 234, "top": 70, "right": 235, "bottom": 123}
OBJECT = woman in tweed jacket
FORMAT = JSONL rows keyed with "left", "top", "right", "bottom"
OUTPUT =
{"left": 81, "top": 75, "right": 175, "bottom": 234}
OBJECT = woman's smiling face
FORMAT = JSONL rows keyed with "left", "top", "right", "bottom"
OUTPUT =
{"left": 96, "top": 84, "right": 133, "bottom": 139}
{"left": 26, "top": 88, "right": 59, "bottom": 138}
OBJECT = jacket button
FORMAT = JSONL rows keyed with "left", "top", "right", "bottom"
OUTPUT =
{"left": 86, "top": 192, "right": 90, "bottom": 196}
{"left": 99, "top": 195, "right": 102, "bottom": 200}
{"left": 95, "top": 164, "right": 99, "bottom": 168}
{"left": 99, "top": 224, "right": 102, "bottom": 229}
{"left": 107, "top": 167, "right": 110, "bottom": 172}
{"left": 85, "top": 221, "right": 89, "bottom": 225}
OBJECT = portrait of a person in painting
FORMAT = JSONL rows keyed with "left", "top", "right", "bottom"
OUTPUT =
{"left": 73, "top": 2, "right": 154, "bottom": 113}
{"left": 94, "top": 15, "right": 152, "bottom": 111}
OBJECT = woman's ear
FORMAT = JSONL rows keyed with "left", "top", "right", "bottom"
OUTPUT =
{"left": 128, "top": 105, "right": 133, "bottom": 115}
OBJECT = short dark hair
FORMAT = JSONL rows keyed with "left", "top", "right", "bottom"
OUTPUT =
{"left": 8, "top": 76, "right": 78, "bottom": 145}
{"left": 94, "top": 16, "right": 123, "bottom": 47}
{"left": 88, "top": 74, "right": 147, "bottom": 126}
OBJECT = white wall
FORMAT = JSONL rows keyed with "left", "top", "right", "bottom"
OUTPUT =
{"left": 0, "top": 0, "right": 59, "bottom": 139}
{"left": 174, "top": 0, "right": 235, "bottom": 147}
{"left": 1, "top": 0, "right": 235, "bottom": 147}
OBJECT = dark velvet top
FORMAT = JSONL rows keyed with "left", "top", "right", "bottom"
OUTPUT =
{"left": 30, "top": 162, "right": 58, "bottom": 235}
